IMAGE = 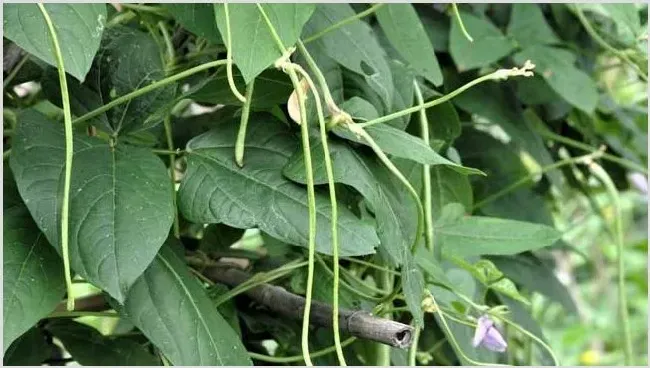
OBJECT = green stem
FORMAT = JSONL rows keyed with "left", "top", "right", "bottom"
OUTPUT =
{"left": 48, "top": 311, "right": 119, "bottom": 318}
{"left": 316, "top": 256, "right": 382, "bottom": 301}
{"left": 38, "top": 3, "right": 76, "bottom": 312}
{"left": 290, "top": 63, "right": 346, "bottom": 365}
{"left": 359, "top": 69, "right": 519, "bottom": 128}
{"left": 163, "top": 116, "right": 180, "bottom": 239}
{"left": 158, "top": 21, "right": 176, "bottom": 73}
{"left": 408, "top": 322, "right": 421, "bottom": 366}
{"left": 346, "top": 123, "right": 424, "bottom": 255}
{"left": 451, "top": 3, "right": 474, "bottom": 42}
{"left": 303, "top": 4, "right": 385, "bottom": 44}
{"left": 375, "top": 265, "right": 393, "bottom": 366}
{"left": 341, "top": 257, "right": 400, "bottom": 275}
{"left": 121, "top": 4, "right": 170, "bottom": 18}
{"left": 587, "top": 161, "right": 633, "bottom": 365}
{"left": 296, "top": 40, "right": 340, "bottom": 115}
{"left": 536, "top": 128, "right": 647, "bottom": 174}
{"left": 107, "top": 10, "right": 137, "bottom": 28}
{"left": 235, "top": 79, "right": 256, "bottom": 167}
{"left": 574, "top": 6, "right": 647, "bottom": 82}
{"left": 473, "top": 149, "right": 605, "bottom": 210}
{"left": 249, "top": 337, "right": 356, "bottom": 363}
{"left": 3, "top": 53, "right": 29, "bottom": 89}
{"left": 152, "top": 148, "right": 184, "bottom": 155}
{"left": 256, "top": 5, "right": 319, "bottom": 365}
{"left": 414, "top": 81, "right": 435, "bottom": 257}
{"left": 223, "top": 3, "right": 247, "bottom": 102}
{"left": 72, "top": 60, "right": 228, "bottom": 126}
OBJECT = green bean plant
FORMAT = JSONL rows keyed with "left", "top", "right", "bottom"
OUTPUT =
{"left": 3, "top": 3, "right": 647, "bottom": 367}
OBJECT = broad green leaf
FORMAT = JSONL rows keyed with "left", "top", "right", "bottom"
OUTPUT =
{"left": 414, "top": 245, "right": 453, "bottom": 290}
{"left": 113, "top": 244, "right": 252, "bottom": 366}
{"left": 418, "top": 8, "right": 451, "bottom": 52}
{"left": 513, "top": 45, "right": 598, "bottom": 113}
{"left": 283, "top": 132, "right": 416, "bottom": 265}
{"left": 577, "top": 4, "right": 642, "bottom": 46}
{"left": 97, "top": 26, "right": 177, "bottom": 134}
{"left": 3, "top": 168, "right": 65, "bottom": 353}
{"left": 489, "top": 253, "right": 578, "bottom": 315}
{"left": 332, "top": 99, "right": 484, "bottom": 176}
{"left": 164, "top": 4, "right": 222, "bottom": 44}
{"left": 3, "top": 4, "right": 106, "bottom": 81}
{"left": 402, "top": 250, "right": 425, "bottom": 327}
{"left": 46, "top": 320, "right": 160, "bottom": 365}
{"left": 436, "top": 211, "right": 562, "bottom": 257}
{"left": 10, "top": 109, "right": 174, "bottom": 302}
{"left": 190, "top": 68, "right": 293, "bottom": 108}
{"left": 206, "top": 284, "right": 243, "bottom": 336}
{"left": 3, "top": 327, "right": 53, "bottom": 366}
{"left": 431, "top": 167, "right": 473, "bottom": 220}
{"left": 303, "top": 4, "right": 393, "bottom": 109}
{"left": 425, "top": 101, "right": 462, "bottom": 146}
{"left": 386, "top": 60, "right": 415, "bottom": 130}
{"left": 449, "top": 11, "right": 515, "bottom": 71}
{"left": 515, "top": 75, "right": 562, "bottom": 106}
{"left": 508, "top": 4, "right": 560, "bottom": 46}
{"left": 178, "top": 113, "right": 379, "bottom": 257}
{"left": 214, "top": 4, "right": 315, "bottom": 83}
{"left": 376, "top": 4, "right": 442, "bottom": 86}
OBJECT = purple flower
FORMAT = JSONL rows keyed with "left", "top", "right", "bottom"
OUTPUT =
{"left": 628, "top": 172, "right": 648, "bottom": 194}
{"left": 472, "top": 315, "right": 508, "bottom": 352}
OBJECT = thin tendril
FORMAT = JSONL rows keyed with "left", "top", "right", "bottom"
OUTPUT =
{"left": 223, "top": 3, "right": 247, "bottom": 102}
{"left": 452, "top": 3, "right": 474, "bottom": 42}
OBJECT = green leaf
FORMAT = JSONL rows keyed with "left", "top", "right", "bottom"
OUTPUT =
{"left": 431, "top": 167, "right": 473, "bottom": 220}
{"left": 449, "top": 11, "right": 515, "bottom": 71}
{"left": 386, "top": 60, "right": 415, "bottom": 130}
{"left": 97, "top": 26, "right": 177, "bottom": 134}
{"left": 514, "top": 75, "right": 562, "bottom": 106}
{"left": 190, "top": 68, "right": 293, "bottom": 108}
{"left": 214, "top": 4, "right": 315, "bottom": 83}
{"left": 113, "top": 243, "right": 252, "bottom": 366}
{"left": 578, "top": 4, "right": 642, "bottom": 46}
{"left": 178, "top": 113, "right": 379, "bottom": 257}
{"left": 508, "top": 4, "right": 561, "bottom": 46}
{"left": 3, "top": 327, "right": 53, "bottom": 366}
{"left": 332, "top": 99, "right": 484, "bottom": 176}
{"left": 402, "top": 250, "right": 425, "bottom": 327}
{"left": 513, "top": 45, "right": 598, "bottom": 113}
{"left": 489, "top": 253, "right": 578, "bottom": 315}
{"left": 376, "top": 4, "right": 442, "bottom": 86}
{"left": 436, "top": 205, "right": 562, "bottom": 257}
{"left": 418, "top": 8, "right": 451, "bottom": 52}
{"left": 10, "top": 109, "right": 174, "bottom": 302}
{"left": 3, "top": 167, "right": 65, "bottom": 353}
{"left": 3, "top": 4, "right": 106, "bottom": 81}
{"left": 447, "top": 256, "right": 529, "bottom": 304}
{"left": 164, "top": 4, "right": 222, "bottom": 45}
{"left": 425, "top": 101, "right": 462, "bottom": 146}
{"left": 283, "top": 133, "right": 416, "bottom": 265}
{"left": 206, "top": 284, "right": 243, "bottom": 336}
{"left": 304, "top": 4, "right": 394, "bottom": 109}
{"left": 46, "top": 320, "right": 160, "bottom": 365}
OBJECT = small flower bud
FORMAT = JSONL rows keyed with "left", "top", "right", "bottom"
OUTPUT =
{"left": 472, "top": 315, "right": 508, "bottom": 353}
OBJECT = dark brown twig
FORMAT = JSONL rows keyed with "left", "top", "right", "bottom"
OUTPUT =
{"left": 201, "top": 264, "right": 414, "bottom": 348}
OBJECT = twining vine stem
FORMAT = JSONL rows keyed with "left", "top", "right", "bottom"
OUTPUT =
{"left": 37, "top": 3, "right": 76, "bottom": 311}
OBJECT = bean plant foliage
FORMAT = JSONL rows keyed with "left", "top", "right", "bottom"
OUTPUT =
{"left": 2, "top": 3, "right": 648, "bottom": 367}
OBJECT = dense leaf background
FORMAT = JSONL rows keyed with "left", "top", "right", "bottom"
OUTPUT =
{"left": 2, "top": 3, "right": 647, "bottom": 366}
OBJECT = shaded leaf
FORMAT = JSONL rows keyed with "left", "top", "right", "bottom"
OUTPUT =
{"left": 3, "top": 327, "right": 53, "bottom": 366}
{"left": 164, "top": 4, "right": 222, "bottom": 44}
{"left": 376, "top": 4, "right": 442, "bottom": 86}
{"left": 200, "top": 224, "right": 245, "bottom": 253}
{"left": 178, "top": 113, "right": 379, "bottom": 256}
{"left": 508, "top": 4, "right": 560, "bottom": 46}
{"left": 10, "top": 109, "right": 174, "bottom": 302}
{"left": 190, "top": 68, "right": 293, "bottom": 109}
{"left": 214, "top": 4, "right": 315, "bottom": 82}
{"left": 113, "top": 243, "right": 252, "bottom": 365}
{"left": 3, "top": 167, "right": 65, "bottom": 353}
{"left": 431, "top": 166, "right": 473, "bottom": 220}
{"left": 449, "top": 11, "right": 515, "bottom": 71}
{"left": 513, "top": 45, "right": 598, "bottom": 113}
{"left": 46, "top": 320, "right": 160, "bottom": 365}
{"left": 303, "top": 4, "right": 393, "bottom": 109}
{"left": 425, "top": 101, "right": 462, "bottom": 146}
{"left": 3, "top": 4, "right": 106, "bottom": 81}
{"left": 386, "top": 60, "right": 415, "bottom": 130}
{"left": 489, "top": 253, "right": 578, "bottom": 315}
{"left": 283, "top": 132, "right": 416, "bottom": 265}
{"left": 448, "top": 256, "right": 529, "bottom": 304}
{"left": 402, "top": 250, "right": 425, "bottom": 327}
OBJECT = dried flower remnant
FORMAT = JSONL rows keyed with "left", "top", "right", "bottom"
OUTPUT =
{"left": 472, "top": 315, "right": 508, "bottom": 353}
